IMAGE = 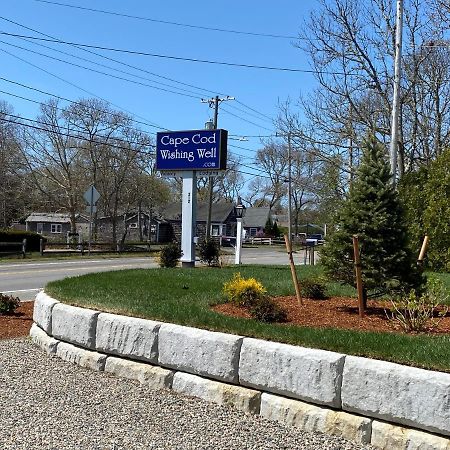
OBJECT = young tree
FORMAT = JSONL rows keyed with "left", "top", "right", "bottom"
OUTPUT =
{"left": 320, "top": 137, "right": 422, "bottom": 298}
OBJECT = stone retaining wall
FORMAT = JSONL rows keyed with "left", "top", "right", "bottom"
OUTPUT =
{"left": 31, "top": 291, "right": 450, "bottom": 450}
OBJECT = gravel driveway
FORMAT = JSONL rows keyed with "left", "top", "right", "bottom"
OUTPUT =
{"left": 0, "top": 338, "right": 374, "bottom": 450}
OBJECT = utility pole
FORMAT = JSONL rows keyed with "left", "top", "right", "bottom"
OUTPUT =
{"left": 201, "top": 95, "right": 234, "bottom": 239}
{"left": 389, "top": 0, "right": 403, "bottom": 186}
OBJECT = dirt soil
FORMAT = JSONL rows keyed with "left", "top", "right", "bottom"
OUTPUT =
{"left": 0, "top": 301, "right": 34, "bottom": 339}
{"left": 213, "top": 296, "right": 450, "bottom": 334}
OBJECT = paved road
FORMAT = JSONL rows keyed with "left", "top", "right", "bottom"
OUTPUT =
{"left": 0, "top": 247, "right": 318, "bottom": 301}
{"left": 0, "top": 257, "right": 158, "bottom": 300}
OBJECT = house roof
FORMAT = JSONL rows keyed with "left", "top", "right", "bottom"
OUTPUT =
{"left": 26, "top": 213, "right": 72, "bottom": 223}
{"left": 243, "top": 207, "right": 271, "bottom": 228}
{"left": 162, "top": 201, "right": 235, "bottom": 223}
{"left": 25, "top": 213, "right": 89, "bottom": 223}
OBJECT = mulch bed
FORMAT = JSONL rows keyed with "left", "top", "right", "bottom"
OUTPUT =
{"left": 0, "top": 301, "right": 34, "bottom": 339}
{"left": 3, "top": 298, "right": 449, "bottom": 339}
{"left": 213, "top": 296, "right": 450, "bottom": 334}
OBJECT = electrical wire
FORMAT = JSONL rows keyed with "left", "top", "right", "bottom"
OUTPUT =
{"left": 0, "top": 76, "right": 164, "bottom": 133}
{"left": 0, "top": 15, "right": 222, "bottom": 98}
{"left": 0, "top": 115, "right": 156, "bottom": 156}
{"left": 221, "top": 107, "right": 275, "bottom": 132}
{"left": 0, "top": 31, "right": 334, "bottom": 73}
{"left": 0, "top": 39, "right": 201, "bottom": 99}
{"left": 0, "top": 48, "right": 168, "bottom": 131}
{"left": 0, "top": 16, "right": 282, "bottom": 122}
{"left": 30, "top": 0, "right": 298, "bottom": 40}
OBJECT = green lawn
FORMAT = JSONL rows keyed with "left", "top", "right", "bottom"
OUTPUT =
{"left": 46, "top": 265, "right": 450, "bottom": 373}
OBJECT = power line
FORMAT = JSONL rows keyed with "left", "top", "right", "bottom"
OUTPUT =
{"left": 221, "top": 107, "right": 275, "bottom": 132}
{"left": 2, "top": 112, "right": 156, "bottom": 150}
{"left": 0, "top": 115, "right": 156, "bottom": 155}
{"left": 0, "top": 15, "right": 223, "bottom": 98}
{"left": 0, "top": 48, "right": 167, "bottom": 131}
{"left": 235, "top": 99, "right": 274, "bottom": 122}
{"left": 0, "top": 76, "right": 153, "bottom": 132}
{"left": 0, "top": 31, "right": 330, "bottom": 73}
{"left": 226, "top": 102, "right": 274, "bottom": 125}
{"left": 31, "top": 0, "right": 298, "bottom": 40}
{"left": 0, "top": 39, "right": 201, "bottom": 99}
{"left": 0, "top": 16, "right": 291, "bottom": 123}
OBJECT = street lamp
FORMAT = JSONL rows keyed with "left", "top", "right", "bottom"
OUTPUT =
{"left": 235, "top": 197, "right": 246, "bottom": 265}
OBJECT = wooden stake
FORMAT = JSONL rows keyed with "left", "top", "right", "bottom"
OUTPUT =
{"left": 418, "top": 235, "right": 429, "bottom": 264}
{"left": 284, "top": 234, "right": 303, "bottom": 306}
{"left": 352, "top": 235, "right": 365, "bottom": 318}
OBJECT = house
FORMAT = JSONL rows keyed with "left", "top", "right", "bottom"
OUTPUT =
{"left": 95, "top": 212, "right": 170, "bottom": 243}
{"left": 161, "top": 201, "right": 237, "bottom": 242}
{"left": 25, "top": 213, "right": 89, "bottom": 241}
{"left": 243, "top": 207, "right": 271, "bottom": 237}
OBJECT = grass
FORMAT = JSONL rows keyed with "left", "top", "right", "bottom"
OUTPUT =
{"left": 46, "top": 265, "right": 450, "bottom": 373}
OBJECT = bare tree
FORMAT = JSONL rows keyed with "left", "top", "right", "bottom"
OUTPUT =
{"left": 296, "top": 0, "right": 448, "bottom": 179}
{"left": 0, "top": 101, "right": 29, "bottom": 227}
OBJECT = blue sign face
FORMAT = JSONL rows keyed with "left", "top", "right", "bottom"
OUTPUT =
{"left": 156, "top": 129, "right": 228, "bottom": 171}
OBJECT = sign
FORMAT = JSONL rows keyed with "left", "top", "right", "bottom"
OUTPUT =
{"left": 156, "top": 129, "right": 227, "bottom": 171}
{"left": 83, "top": 185, "right": 100, "bottom": 205}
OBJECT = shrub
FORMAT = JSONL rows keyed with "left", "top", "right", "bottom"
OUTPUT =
{"left": 223, "top": 272, "right": 266, "bottom": 307}
{"left": 198, "top": 238, "right": 220, "bottom": 267}
{"left": 159, "top": 241, "right": 182, "bottom": 268}
{"left": 302, "top": 278, "right": 328, "bottom": 300}
{"left": 250, "top": 296, "right": 288, "bottom": 323}
{"left": 0, "top": 293, "right": 20, "bottom": 315}
{"left": 387, "top": 279, "right": 448, "bottom": 332}
{"left": 0, "top": 230, "right": 45, "bottom": 252}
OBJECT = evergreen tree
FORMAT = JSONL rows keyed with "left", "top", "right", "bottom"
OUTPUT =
{"left": 320, "top": 137, "right": 422, "bottom": 297}
{"left": 264, "top": 217, "right": 274, "bottom": 236}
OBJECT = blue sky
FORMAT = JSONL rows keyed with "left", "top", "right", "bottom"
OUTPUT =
{"left": 0, "top": 0, "right": 319, "bottom": 169}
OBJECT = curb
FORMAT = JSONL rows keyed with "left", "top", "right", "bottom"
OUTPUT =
{"left": 31, "top": 291, "right": 450, "bottom": 450}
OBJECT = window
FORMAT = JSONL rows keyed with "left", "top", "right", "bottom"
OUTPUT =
{"left": 249, "top": 227, "right": 258, "bottom": 237}
{"left": 129, "top": 223, "right": 138, "bottom": 229}
{"left": 211, "top": 224, "right": 221, "bottom": 236}
{"left": 50, "top": 224, "right": 62, "bottom": 234}
{"left": 36, "top": 223, "right": 43, "bottom": 234}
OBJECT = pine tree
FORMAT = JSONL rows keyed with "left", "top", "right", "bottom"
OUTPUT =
{"left": 320, "top": 136, "right": 423, "bottom": 297}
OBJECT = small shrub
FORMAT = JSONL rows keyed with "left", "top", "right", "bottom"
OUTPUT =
{"left": 250, "top": 296, "right": 288, "bottom": 323}
{"left": 223, "top": 272, "right": 266, "bottom": 307}
{"left": 0, "top": 293, "right": 20, "bottom": 315}
{"left": 159, "top": 242, "right": 182, "bottom": 268}
{"left": 198, "top": 238, "right": 220, "bottom": 267}
{"left": 302, "top": 278, "right": 328, "bottom": 300}
{"left": 387, "top": 279, "right": 448, "bottom": 332}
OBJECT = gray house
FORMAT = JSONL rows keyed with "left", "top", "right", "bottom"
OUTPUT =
{"left": 25, "top": 213, "right": 89, "bottom": 240}
{"left": 243, "top": 207, "right": 271, "bottom": 237}
{"left": 161, "top": 201, "right": 237, "bottom": 242}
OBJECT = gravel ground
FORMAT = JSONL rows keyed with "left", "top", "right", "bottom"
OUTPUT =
{"left": 0, "top": 338, "right": 375, "bottom": 450}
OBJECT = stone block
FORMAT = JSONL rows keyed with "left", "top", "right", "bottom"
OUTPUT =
{"left": 158, "top": 324, "right": 243, "bottom": 383}
{"left": 172, "top": 372, "right": 261, "bottom": 414}
{"left": 104, "top": 356, "right": 173, "bottom": 389}
{"left": 33, "top": 291, "right": 59, "bottom": 334}
{"left": 371, "top": 420, "right": 450, "bottom": 450}
{"left": 341, "top": 356, "right": 450, "bottom": 437}
{"left": 52, "top": 303, "right": 99, "bottom": 349}
{"left": 96, "top": 313, "right": 161, "bottom": 363}
{"left": 29, "top": 323, "right": 59, "bottom": 354}
{"left": 260, "top": 393, "right": 371, "bottom": 444}
{"left": 239, "top": 338, "right": 345, "bottom": 407}
{"left": 56, "top": 341, "right": 107, "bottom": 371}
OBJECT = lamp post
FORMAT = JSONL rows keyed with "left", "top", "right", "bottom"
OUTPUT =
{"left": 235, "top": 198, "right": 246, "bottom": 265}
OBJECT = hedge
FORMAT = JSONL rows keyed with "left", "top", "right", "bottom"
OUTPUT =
{"left": 0, "top": 230, "right": 45, "bottom": 252}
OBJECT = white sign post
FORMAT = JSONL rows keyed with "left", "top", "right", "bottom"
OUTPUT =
{"left": 180, "top": 171, "right": 197, "bottom": 267}
{"left": 83, "top": 185, "right": 100, "bottom": 256}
